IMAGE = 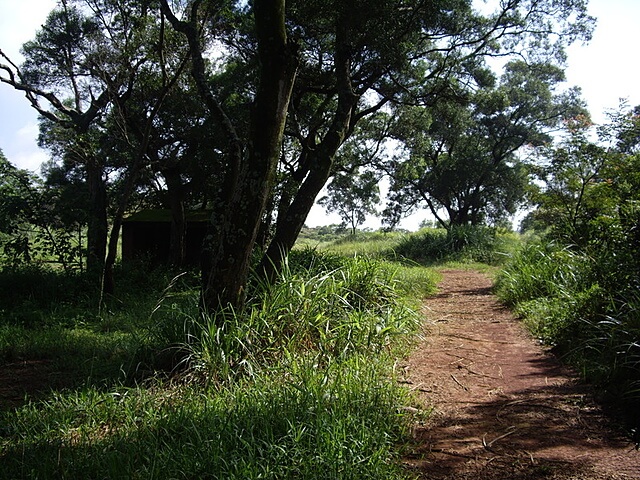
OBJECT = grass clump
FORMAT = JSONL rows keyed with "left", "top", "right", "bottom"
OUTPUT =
{"left": 388, "top": 225, "right": 518, "bottom": 266}
{"left": 0, "top": 262, "right": 198, "bottom": 386}
{"left": 182, "top": 253, "right": 424, "bottom": 383}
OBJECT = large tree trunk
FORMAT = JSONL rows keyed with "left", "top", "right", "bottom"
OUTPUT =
{"left": 199, "top": 0, "right": 298, "bottom": 313}
{"left": 259, "top": 19, "right": 358, "bottom": 281}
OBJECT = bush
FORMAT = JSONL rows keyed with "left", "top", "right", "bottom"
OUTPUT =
{"left": 390, "top": 225, "right": 516, "bottom": 265}
{"left": 0, "top": 265, "right": 92, "bottom": 312}
{"left": 179, "top": 255, "right": 421, "bottom": 383}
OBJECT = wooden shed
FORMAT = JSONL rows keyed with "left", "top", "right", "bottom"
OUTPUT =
{"left": 121, "top": 209, "right": 210, "bottom": 265}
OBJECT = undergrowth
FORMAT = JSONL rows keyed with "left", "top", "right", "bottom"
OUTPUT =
{"left": 496, "top": 241, "right": 640, "bottom": 430}
{"left": 0, "top": 245, "right": 435, "bottom": 479}
{"left": 387, "top": 225, "right": 519, "bottom": 266}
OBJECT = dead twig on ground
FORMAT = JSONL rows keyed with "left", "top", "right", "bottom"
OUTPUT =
{"left": 450, "top": 374, "right": 469, "bottom": 391}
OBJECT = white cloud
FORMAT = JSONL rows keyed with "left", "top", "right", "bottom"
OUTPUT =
{"left": 8, "top": 122, "right": 48, "bottom": 173}
{"left": 565, "top": 0, "right": 640, "bottom": 122}
{"left": 12, "top": 149, "right": 48, "bottom": 174}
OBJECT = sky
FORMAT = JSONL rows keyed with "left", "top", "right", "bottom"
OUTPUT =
{"left": 1, "top": 0, "right": 639, "bottom": 230}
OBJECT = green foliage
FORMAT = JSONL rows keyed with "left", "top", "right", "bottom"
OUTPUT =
{"left": 0, "top": 355, "right": 411, "bottom": 479}
{"left": 495, "top": 241, "right": 592, "bottom": 307}
{"left": 0, "top": 153, "right": 86, "bottom": 271}
{"left": 182, "top": 254, "right": 421, "bottom": 383}
{"left": 384, "top": 60, "right": 585, "bottom": 229}
{"left": 318, "top": 230, "right": 407, "bottom": 257}
{"left": 319, "top": 169, "right": 380, "bottom": 235}
{"left": 0, "top": 261, "right": 200, "bottom": 386}
{"left": 497, "top": 239, "right": 640, "bottom": 426}
{"left": 296, "top": 224, "right": 350, "bottom": 248}
{"left": 390, "top": 225, "right": 517, "bottom": 266}
{"left": 508, "top": 106, "right": 640, "bottom": 421}
{"left": 0, "top": 247, "right": 428, "bottom": 479}
{"left": 287, "top": 246, "right": 348, "bottom": 275}
{"left": 0, "top": 265, "right": 88, "bottom": 315}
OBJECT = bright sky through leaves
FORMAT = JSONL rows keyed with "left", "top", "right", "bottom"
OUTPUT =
{"left": 0, "top": 0, "right": 638, "bottom": 228}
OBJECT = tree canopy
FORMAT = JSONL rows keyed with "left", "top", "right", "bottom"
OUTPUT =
{"left": 0, "top": 0, "right": 595, "bottom": 312}
{"left": 383, "top": 60, "right": 586, "bottom": 229}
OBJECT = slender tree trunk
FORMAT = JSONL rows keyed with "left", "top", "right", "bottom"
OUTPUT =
{"left": 259, "top": 148, "right": 334, "bottom": 280}
{"left": 85, "top": 157, "right": 107, "bottom": 279}
{"left": 102, "top": 152, "right": 148, "bottom": 296}
{"left": 259, "top": 18, "right": 358, "bottom": 281}
{"left": 163, "top": 167, "right": 186, "bottom": 267}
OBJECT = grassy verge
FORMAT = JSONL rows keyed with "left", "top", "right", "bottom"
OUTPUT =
{"left": 495, "top": 240, "right": 640, "bottom": 432}
{"left": 1, "top": 355, "right": 411, "bottom": 479}
{"left": 0, "top": 246, "right": 438, "bottom": 479}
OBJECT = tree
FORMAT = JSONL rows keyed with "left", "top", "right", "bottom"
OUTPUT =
{"left": 527, "top": 106, "right": 640, "bottom": 250}
{"left": 384, "top": 60, "right": 586, "bottom": 229}
{"left": 317, "top": 114, "right": 388, "bottom": 234}
{"left": 0, "top": 150, "right": 84, "bottom": 270}
{"left": 1, "top": 2, "right": 113, "bottom": 275}
{"left": 2, "top": 0, "right": 192, "bottom": 292}
{"left": 2, "top": 0, "right": 594, "bottom": 315}
{"left": 258, "top": 0, "right": 594, "bottom": 278}
{"left": 524, "top": 104, "right": 640, "bottom": 334}
{"left": 0, "top": 151, "right": 39, "bottom": 265}
{"left": 319, "top": 169, "right": 380, "bottom": 235}
{"left": 161, "top": 0, "right": 298, "bottom": 312}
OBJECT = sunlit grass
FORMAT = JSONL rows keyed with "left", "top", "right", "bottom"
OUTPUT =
{"left": 311, "top": 230, "right": 406, "bottom": 257}
{"left": 0, "top": 242, "right": 434, "bottom": 479}
{"left": 1, "top": 342, "right": 415, "bottom": 479}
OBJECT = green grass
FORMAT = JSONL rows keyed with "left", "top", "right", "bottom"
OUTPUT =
{"left": 314, "top": 231, "right": 406, "bottom": 257}
{"left": 0, "top": 242, "right": 438, "bottom": 479}
{"left": 495, "top": 239, "right": 640, "bottom": 431}
{"left": 11, "top": 225, "right": 637, "bottom": 475}
{"left": 381, "top": 225, "right": 519, "bottom": 266}
{"left": 7, "top": 219, "right": 639, "bottom": 475}
{"left": 0, "top": 355, "right": 413, "bottom": 479}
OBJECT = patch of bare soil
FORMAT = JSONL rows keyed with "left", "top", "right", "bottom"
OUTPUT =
{"left": 0, "top": 360, "right": 72, "bottom": 409}
{"left": 401, "top": 269, "right": 640, "bottom": 480}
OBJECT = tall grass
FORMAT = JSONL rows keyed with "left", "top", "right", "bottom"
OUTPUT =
{"left": 496, "top": 240, "right": 640, "bottom": 428}
{"left": 181, "top": 253, "right": 424, "bottom": 383}
{"left": 389, "top": 225, "right": 518, "bottom": 266}
{"left": 1, "top": 247, "right": 433, "bottom": 478}
{"left": 0, "top": 262, "right": 198, "bottom": 388}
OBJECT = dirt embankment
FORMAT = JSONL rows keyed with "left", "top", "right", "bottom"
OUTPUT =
{"left": 401, "top": 269, "right": 640, "bottom": 480}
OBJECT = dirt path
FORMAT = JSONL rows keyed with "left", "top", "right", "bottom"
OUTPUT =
{"left": 401, "top": 269, "right": 640, "bottom": 480}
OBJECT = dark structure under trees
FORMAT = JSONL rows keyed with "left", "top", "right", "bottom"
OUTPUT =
{"left": 121, "top": 209, "right": 210, "bottom": 266}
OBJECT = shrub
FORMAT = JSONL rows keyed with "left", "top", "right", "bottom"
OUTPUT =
{"left": 390, "top": 225, "right": 516, "bottom": 265}
{"left": 179, "top": 255, "right": 421, "bottom": 383}
{"left": 496, "top": 239, "right": 640, "bottom": 429}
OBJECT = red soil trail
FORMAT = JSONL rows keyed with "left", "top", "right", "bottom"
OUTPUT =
{"left": 401, "top": 269, "right": 640, "bottom": 480}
